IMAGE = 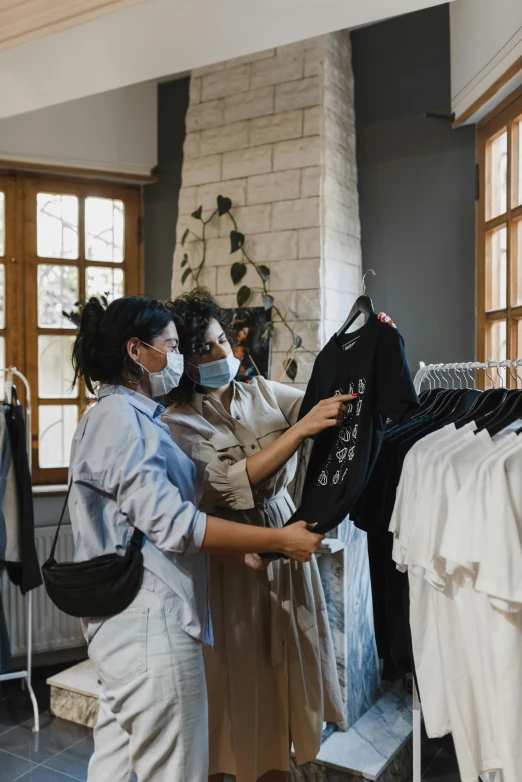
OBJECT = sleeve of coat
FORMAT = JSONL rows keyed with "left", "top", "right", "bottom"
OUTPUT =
{"left": 168, "top": 425, "right": 256, "bottom": 513}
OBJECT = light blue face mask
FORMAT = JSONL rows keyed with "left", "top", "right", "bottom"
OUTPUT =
{"left": 189, "top": 351, "right": 241, "bottom": 388}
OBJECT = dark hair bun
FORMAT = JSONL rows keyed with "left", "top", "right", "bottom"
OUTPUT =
{"left": 79, "top": 297, "right": 105, "bottom": 336}
{"left": 72, "top": 295, "right": 173, "bottom": 395}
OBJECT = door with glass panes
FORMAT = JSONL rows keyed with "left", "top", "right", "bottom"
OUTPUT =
{"left": 0, "top": 174, "right": 142, "bottom": 484}
{"left": 477, "top": 89, "right": 522, "bottom": 387}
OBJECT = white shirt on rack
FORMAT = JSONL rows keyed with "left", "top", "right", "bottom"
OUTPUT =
{"left": 390, "top": 423, "right": 472, "bottom": 739}
{"left": 464, "top": 439, "right": 522, "bottom": 782}
{"left": 428, "top": 431, "right": 503, "bottom": 782}
{"left": 390, "top": 423, "right": 474, "bottom": 572}
{"left": 440, "top": 432, "right": 519, "bottom": 576}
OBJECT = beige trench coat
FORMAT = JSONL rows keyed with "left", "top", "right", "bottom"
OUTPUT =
{"left": 163, "top": 377, "right": 343, "bottom": 781}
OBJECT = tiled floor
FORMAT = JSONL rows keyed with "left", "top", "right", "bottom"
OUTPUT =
{"left": 1, "top": 667, "right": 464, "bottom": 782}
{"left": 0, "top": 666, "right": 92, "bottom": 782}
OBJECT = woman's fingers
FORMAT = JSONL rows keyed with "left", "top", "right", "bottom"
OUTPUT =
{"left": 378, "top": 312, "right": 396, "bottom": 328}
{"left": 322, "top": 393, "right": 357, "bottom": 404}
{"left": 243, "top": 553, "right": 267, "bottom": 571}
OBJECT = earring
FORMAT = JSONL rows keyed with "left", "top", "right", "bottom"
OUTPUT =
{"left": 128, "top": 361, "right": 144, "bottom": 385}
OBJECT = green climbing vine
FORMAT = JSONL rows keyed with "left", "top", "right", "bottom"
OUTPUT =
{"left": 180, "top": 195, "right": 315, "bottom": 381}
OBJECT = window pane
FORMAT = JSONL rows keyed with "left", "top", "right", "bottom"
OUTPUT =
{"left": 86, "top": 266, "right": 124, "bottom": 300}
{"left": 485, "top": 320, "right": 507, "bottom": 387}
{"left": 516, "top": 319, "right": 522, "bottom": 362}
{"left": 37, "top": 193, "right": 79, "bottom": 260}
{"left": 38, "top": 336, "right": 77, "bottom": 399}
{"left": 0, "top": 263, "right": 4, "bottom": 330}
{"left": 516, "top": 115, "right": 522, "bottom": 207}
{"left": 512, "top": 219, "right": 522, "bottom": 307}
{"left": 39, "top": 405, "right": 77, "bottom": 468}
{"left": 0, "top": 337, "right": 4, "bottom": 399}
{"left": 485, "top": 225, "right": 507, "bottom": 311}
{"left": 38, "top": 264, "right": 79, "bottom": 329}
{"left": 85, "top": 198, "right": 124, "bottom": 262}
{"left": 0, "top": 192, "right": 5, "bottom": 257}
{"left": 486, "top": 129, "right": 508, "bottom": 220}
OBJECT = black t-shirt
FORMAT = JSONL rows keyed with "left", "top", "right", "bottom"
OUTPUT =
{"left": 286, "top": 314, "right": 419, "bottom": 533}
{"left": 352, "top": 415, "right": 436, "bottom": 533}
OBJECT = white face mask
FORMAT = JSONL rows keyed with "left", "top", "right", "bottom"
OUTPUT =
{"left": 189, "top": 351, "right": 241, "bottom": 388}
{"left": 137, "top": 342, "right": 184, "bottom": 397}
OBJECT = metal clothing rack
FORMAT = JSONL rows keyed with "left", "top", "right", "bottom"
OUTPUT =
{"left": 0, "top": 367, "right": 39, "bottom": 733}
{"left": 413, "top": 359, "right": 522, "bottom": 395}
{"left": 410, "top": 359, "right": 515, "bottom": 782}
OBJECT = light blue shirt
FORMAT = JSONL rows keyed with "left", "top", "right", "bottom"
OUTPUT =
{"left": 68, "top": 384, "right": 211, "bottom": 643}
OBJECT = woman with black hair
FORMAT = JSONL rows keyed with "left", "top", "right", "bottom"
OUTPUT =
{"left": 68, "top": 295, "right": 324, "bottom": 782}
{"left": 163, "top": 289, "right": 387, "bottom": 782}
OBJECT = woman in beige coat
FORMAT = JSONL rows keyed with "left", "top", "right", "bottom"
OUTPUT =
{"left": 164, "top": 290, "right": 391, "bottom": 782}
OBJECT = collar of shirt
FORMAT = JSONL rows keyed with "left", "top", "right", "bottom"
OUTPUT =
{"left": 98, "top": 384, "right": 166, "bottom": 422}
{"left": 192, "top": 380, "right": 240, "bottom": 418}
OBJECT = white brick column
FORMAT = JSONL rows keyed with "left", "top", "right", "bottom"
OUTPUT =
{"left": 172, "top": 37, "right": 383, "bottom": 743}
{"left": 173, "top": 31, "right": 361, "bottom": 389}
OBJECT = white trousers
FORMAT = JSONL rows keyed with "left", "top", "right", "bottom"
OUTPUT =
{"left": 87, "top": 585, "right": 208, "bottom": 782}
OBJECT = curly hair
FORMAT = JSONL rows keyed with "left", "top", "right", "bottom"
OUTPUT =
{"left": 165, "top": 288, "right": 236, "bottom": 407}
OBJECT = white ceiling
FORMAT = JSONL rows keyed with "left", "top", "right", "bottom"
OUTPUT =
{"left": 0, "top": 0, "right": 452, "bottom": 120}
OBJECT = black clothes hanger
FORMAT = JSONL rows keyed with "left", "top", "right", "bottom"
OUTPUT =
{"left": 416, "top": 388, "right": 446, "bottom": 411}
{"left": 455, "top": 388, "right": 509, "bottom": 429}
{"left": 336, "top": 295, "right": 375, "bottom": 337}
{"left": 476, "top": 390, "right": 522, "bottom": 436}
{"left": 432, "top": 388, "right": 478, "bottom": 422}
{"left": 423, "top": 388, "right": 462, "bottom": 419}
{"left": 439, "top": 388, "right": 481, "bottom": 422}
{"left": 410, "top": 387, "right": 451, "bottom": 420}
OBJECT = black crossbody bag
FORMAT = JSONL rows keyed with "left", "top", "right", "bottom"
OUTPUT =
{"left": 41, "top": 483, "right": 144, "bottom": 618}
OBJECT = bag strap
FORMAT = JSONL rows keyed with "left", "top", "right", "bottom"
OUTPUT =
{"left": 49, "top": 483, "right": 144, "bottom": 562}
{"left": 129, "top": 527, "right": 144, "bottom": 550}
{"left": 48, "top": 481, "right": 73, "bottom": 562}
{"left": 48, "top": 415, "right": 145, "bottom": 562}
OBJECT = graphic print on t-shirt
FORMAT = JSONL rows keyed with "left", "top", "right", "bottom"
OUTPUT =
{"left": 316, "top": 379, "right": 366, "bottom": 488}
{"left": 285, "top": 314, "right": 419, "bottom": 534}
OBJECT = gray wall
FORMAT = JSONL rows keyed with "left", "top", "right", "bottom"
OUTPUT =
{"left": 352, "top": 4, "right": 476, "bottom": 374}
{"left": 143, "top": 77, "right": 190, "bottom": 300}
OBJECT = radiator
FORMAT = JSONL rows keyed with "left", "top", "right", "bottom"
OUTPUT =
{"left": 2, "top": 524, "right": 84, "bottom": 657}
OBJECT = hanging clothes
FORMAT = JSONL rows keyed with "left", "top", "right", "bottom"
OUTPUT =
{"left": 353, "top": 387, "right": 479, "bottom": 679}
{"left": 286, "top": 314, "right": 419, "bottom": 533}
{"left": 0, "top": 568, "right": 12, "bottom": 674}
{"left": 4, "top": 389, "right": 41, "bottom": 594}
{"left": 0, "top": 406, "right": 21, "bottom": 572}
{"left": 389, "top": 400, "right": 522, "bottom": 782}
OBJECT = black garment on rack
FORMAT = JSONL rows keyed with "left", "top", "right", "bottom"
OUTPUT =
{"left": 4, "top": 391, "right": 41, "bottom": 594}
{"left": 353, "top": 414, "right": 437, "bottom": 534}
{"left": 355, "top": 390, "right": 480, "bottom": 681}
{"left": 359, "top": 417, "right": 437, "bottom": 681}
{"left": 0, "top": 566, "right": 12, "bottom": 674}
{"left": 286, "top": 315, "right": 419, "bottom": 534}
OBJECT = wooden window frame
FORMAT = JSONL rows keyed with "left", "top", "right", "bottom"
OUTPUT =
{"left": 477, "top": 84, "right": 522, "bottom": 383}
{"left": 0, "top": 172, "right": 143, "bottom": 485}
{"left": 0, "top": 175, "right": 25, "bottom": 373}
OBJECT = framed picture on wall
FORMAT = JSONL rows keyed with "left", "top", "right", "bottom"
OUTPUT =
{"left": 224, "top": 306, "right": 272, "bottom": 382}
